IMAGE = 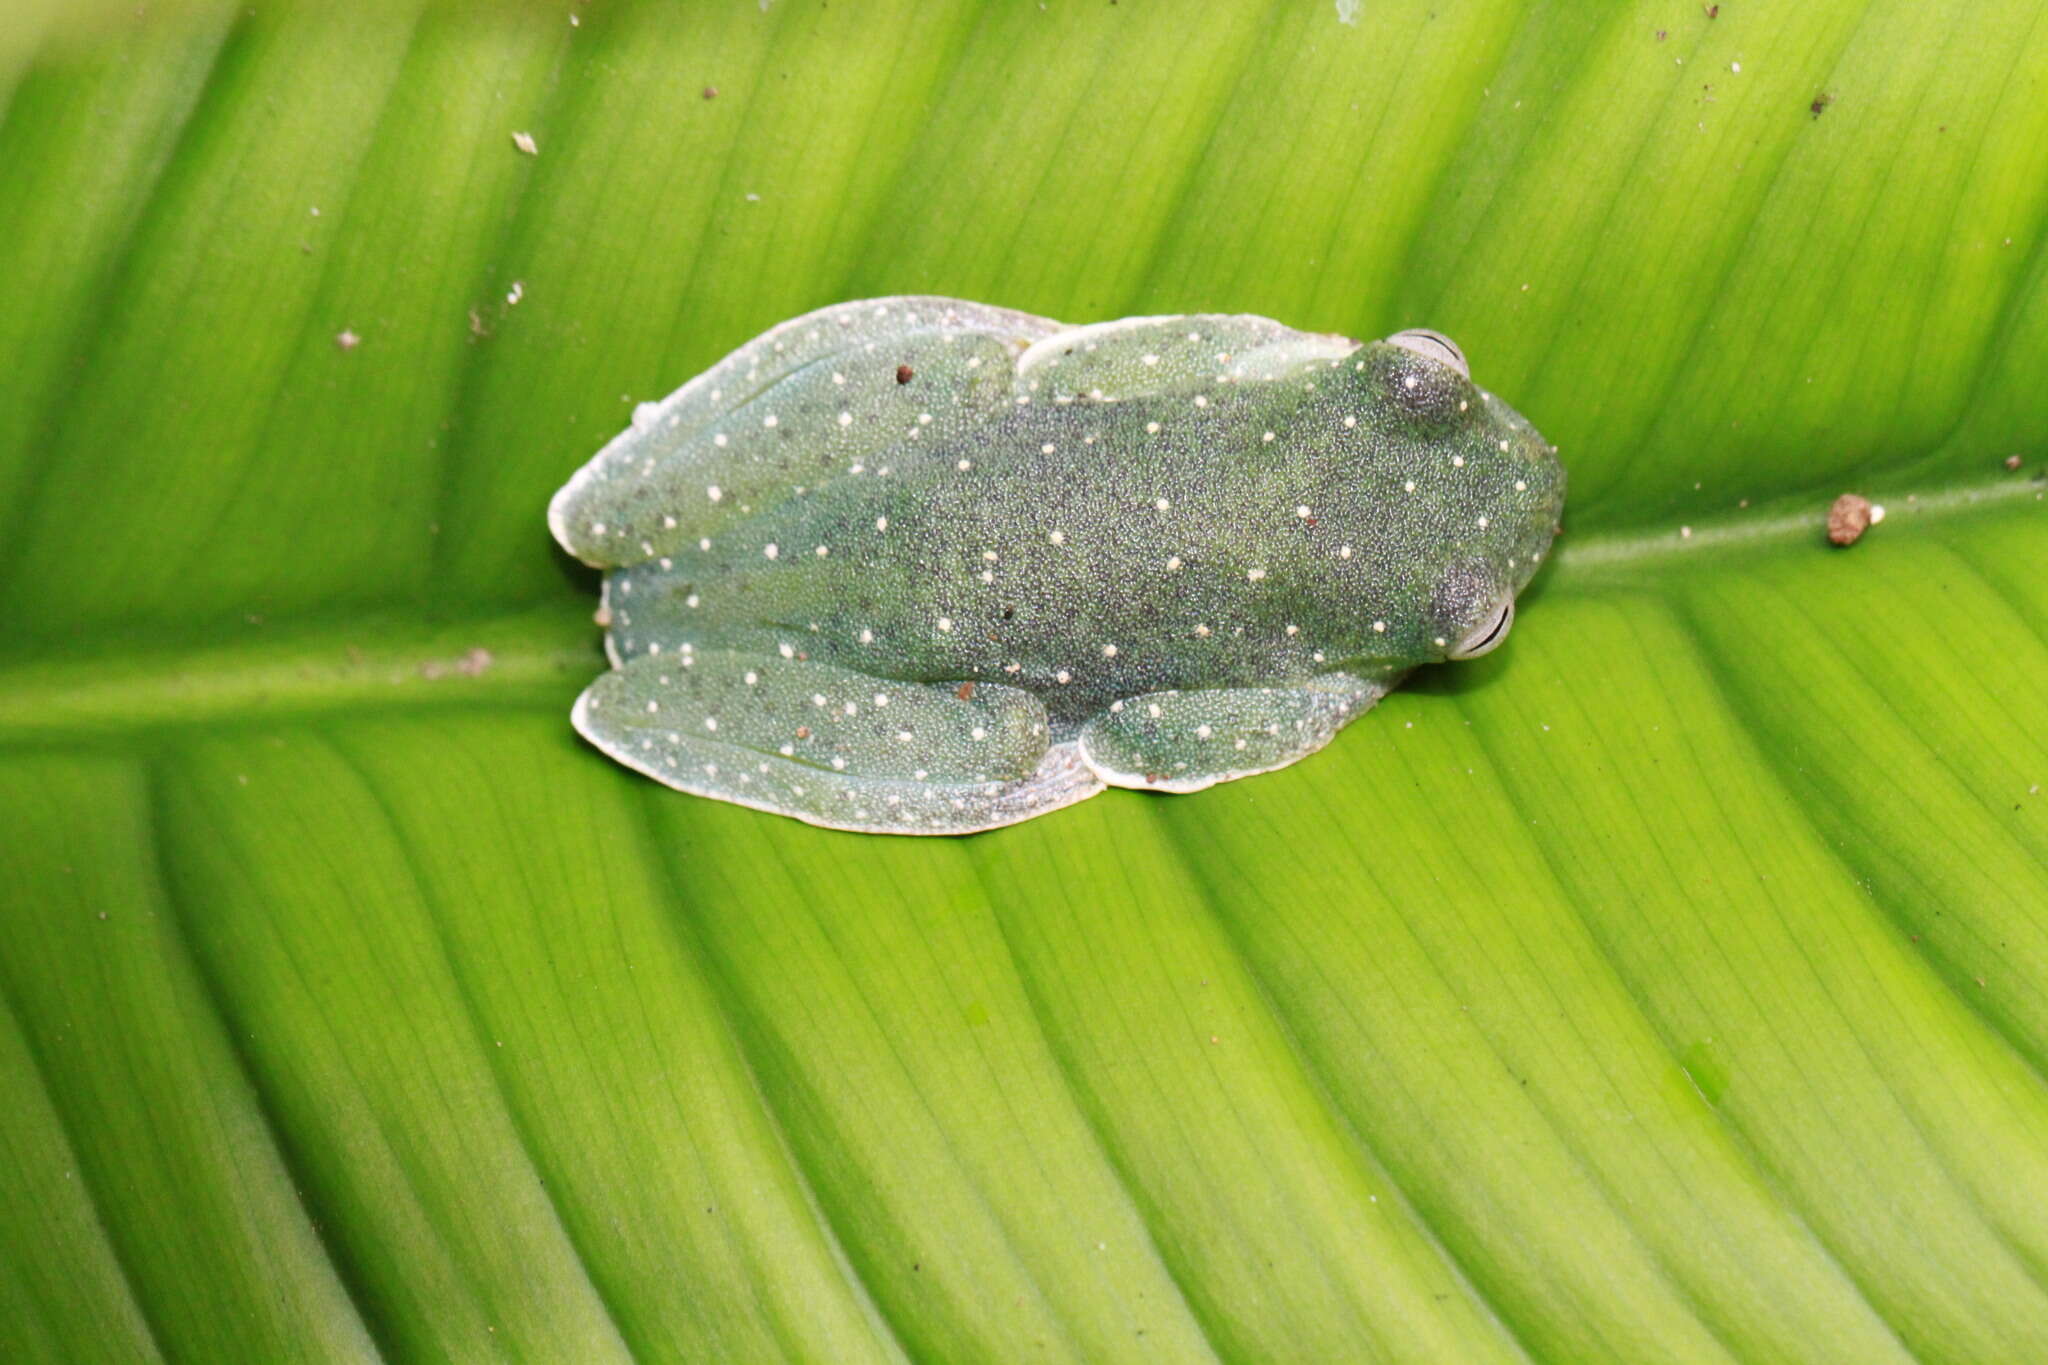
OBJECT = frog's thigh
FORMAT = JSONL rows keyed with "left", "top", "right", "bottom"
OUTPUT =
{"left": 550, "top": 296, "right": 1059, "bottom": 567}
{"left": 1077, "top": 676, "right": 1388, "bottom": 793}
{"left": 574, "top": 650, "right": 1104, "bottom": 834}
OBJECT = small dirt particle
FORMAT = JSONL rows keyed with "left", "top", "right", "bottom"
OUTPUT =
{"left": 703, "top": 85, "right": 718, "bottom": 100}
{"left": 2005, "top": 453, "right": 2024, "bottom": 471}
{"left": 896, "top": 364, "right": 915, "bottom": 384}
{"left": 334, "top": 329, "right": 361, "bottom": 351}
{"left": 1810, "top": 91, "right": 1834, "bottom": 118}
{"left": 512, "top": 130, "right": 539, "bottom": 156}
{"left": 795, "top": 725, "right": 811, "bottom": 740}
{"left": 955, "top": 681, "right": 976, "bottom": 700}
{"left": 1702, "top": 3, "right": 1718, "bottom": 15}
{"left": 1828, "top": 492, "right": 1872, "bottom": 546}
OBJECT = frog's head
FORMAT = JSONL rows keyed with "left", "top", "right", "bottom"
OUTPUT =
{"left": 1355, "top": 329, "right": 1565, "bottom": 664}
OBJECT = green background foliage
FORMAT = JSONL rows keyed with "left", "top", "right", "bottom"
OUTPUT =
{"left": 2, "top": 1, "right": 2045, "bottom": 1359}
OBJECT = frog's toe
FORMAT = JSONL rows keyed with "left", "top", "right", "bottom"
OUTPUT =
{"left": 1077, "top": 676, "right": 1387, "bottom": 793}
{"left": 573, "top": 650, "right": 1103, "bottom": 834}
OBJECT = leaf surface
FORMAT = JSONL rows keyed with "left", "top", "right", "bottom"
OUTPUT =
{"left": 2, "top": 2, "right": 2045, "bottom": 1359}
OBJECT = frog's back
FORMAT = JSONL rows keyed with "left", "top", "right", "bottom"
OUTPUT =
{"left": 564, "top": 301, "right": 1381, "bottom": 720}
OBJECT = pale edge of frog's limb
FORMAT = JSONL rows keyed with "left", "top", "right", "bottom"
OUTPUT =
{"left": 571, "top": 648, "right": 1106, "bottom": 835}
{"left": 1077, "top": 674, "right": 1391, "bottom": 794}
{"left": 572, "top": 647, "right": 1391, "bottom": 833}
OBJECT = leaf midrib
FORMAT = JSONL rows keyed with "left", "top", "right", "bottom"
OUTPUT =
{"left": 0, "top": 475, "right": 2035, "bottom": 745}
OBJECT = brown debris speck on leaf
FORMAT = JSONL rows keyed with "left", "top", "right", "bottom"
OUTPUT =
{"left": 1828, "top": 492, "right": 1873, "bottom": 546}
{"left": 896, "top": 364, "right": 915, "bottom": 384}
{"left": 2006, "top": 454, "right": 2024, "bottom": 471}
{"left": 1810, "top": 92, "right": 1834, "bottom": 118}
{"left": 703, "top": 86, "right": 718, "bottom": 100}
{"left": 955, "top": 681, "right": 976, "bottom": 700}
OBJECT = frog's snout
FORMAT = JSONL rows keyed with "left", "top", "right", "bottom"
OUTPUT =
{"left": 1478, "top": 384, "right": 1562, "bottom": 484}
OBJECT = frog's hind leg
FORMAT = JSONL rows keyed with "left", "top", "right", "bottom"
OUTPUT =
{"left": 549, "top": 297, "right": 1061, "bottom": 570}
{"left": 1077, "top": 675, "right": 1389, "bottom": 794}
{"left": 574, "top": 649, "right": 1103, "bottom": 834}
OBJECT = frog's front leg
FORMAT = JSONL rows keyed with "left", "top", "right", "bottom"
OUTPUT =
{"left": 1077, "top": 675, "right": 1390, "bottom": 793}
{"left": 573, "top": 649, "right": 1103, "bottom": 834}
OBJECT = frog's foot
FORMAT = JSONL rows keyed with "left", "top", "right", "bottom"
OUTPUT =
{"left": 1076, "top": 675, "right": 1387, "bottom": 794}
{"left": 573, "top": 650, "right": 1103, "bottom": 834}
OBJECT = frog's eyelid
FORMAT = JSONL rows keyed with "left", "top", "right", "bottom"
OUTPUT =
{"left": 1448, "top": 599, "right": 1513, "bottom": 659}
{"left": 1386, "top": 328, "right": 1469, "bottom": 378}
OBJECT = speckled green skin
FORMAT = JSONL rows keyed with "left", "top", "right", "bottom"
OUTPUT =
{"left": 550, "top": 297, "right": 1562, "bottom": 833}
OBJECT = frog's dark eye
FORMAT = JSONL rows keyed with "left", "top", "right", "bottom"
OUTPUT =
{"left": 1447, "top": 598, "right": 1514, "bottom": 659}
{"left": 1386, "top": 328, "right": 1469, "bottom": 378}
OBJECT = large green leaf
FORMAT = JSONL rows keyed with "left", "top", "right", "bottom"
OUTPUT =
{"left": 3, "top": 1, "right": 2045, "bottom": 1360}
